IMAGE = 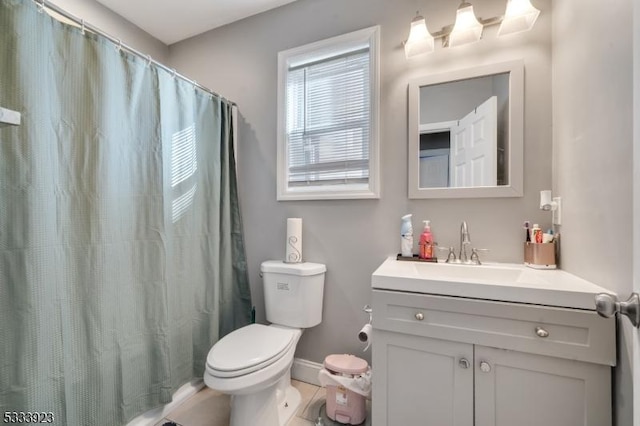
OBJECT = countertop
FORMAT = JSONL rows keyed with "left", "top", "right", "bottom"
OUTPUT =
{"left": 371, "top": 256, "right": 614, "bottom": 310}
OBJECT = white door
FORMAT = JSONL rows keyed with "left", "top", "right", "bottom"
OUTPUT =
{"left": 449, "top": 96, "right": 498, "bottom": 187}
{"left": 450, "top": 117, "right": 469, "bottom": 187}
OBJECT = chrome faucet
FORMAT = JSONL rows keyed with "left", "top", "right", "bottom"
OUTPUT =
{"left": 459, "top": 221, "right": 471, "bottom": 263}
{"left": 437, "top": 221, "right": 487, "bottom": 264}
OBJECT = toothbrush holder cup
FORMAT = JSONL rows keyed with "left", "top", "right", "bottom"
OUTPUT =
{"left": 524, "top": 242, "right": 556, "bottom": 269}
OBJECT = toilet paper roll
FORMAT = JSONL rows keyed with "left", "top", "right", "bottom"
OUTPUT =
{"left": 358, "top": 324, "right": 373, "bottom": 351}
{"left": 285, "top": 218, "right": 302, "bottom": 263}
{"left": 358, "top": 323, "right": 372, "bottom": 343}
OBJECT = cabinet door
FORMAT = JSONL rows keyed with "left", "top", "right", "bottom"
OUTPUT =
{"left": 372, "top": 330, "right": 473, "bottom": 426}
{"left": 474, "top": 346, "right": 611, "bottom": 426}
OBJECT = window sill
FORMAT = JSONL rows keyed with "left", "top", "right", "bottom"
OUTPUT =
{"left": 277, "top": 186, "right": 379, "bottom": 201}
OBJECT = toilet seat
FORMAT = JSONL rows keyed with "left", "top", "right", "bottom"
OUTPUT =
{"left": 206, "top": 324, "right": 296, "bottom": 378}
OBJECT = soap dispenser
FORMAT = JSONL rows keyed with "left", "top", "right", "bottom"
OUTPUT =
{"left": 400, "top": 214, "right": 413, "bottom": 257}
{"left": 419, "top": 220, "right": 434, "bottom": 260}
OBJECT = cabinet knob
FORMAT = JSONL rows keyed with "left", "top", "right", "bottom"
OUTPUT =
{"left": 415, "top": 312, "right": 424, "bottom": 321}
{"left": 458, "top": 358, "right": 470, "bottom": 369}
{"left": 535, "top": 326, "right": 549, "bottom": 338}
{"left": 479, "top": 361, "right": 491, "bottom": 373}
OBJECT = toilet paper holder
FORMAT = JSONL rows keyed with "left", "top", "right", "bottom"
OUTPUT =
{"left": 362, "top": 305, "right": 372, "bottom": 324}
{"left": 358, "top": 305, "right": 373, "bottom": 352}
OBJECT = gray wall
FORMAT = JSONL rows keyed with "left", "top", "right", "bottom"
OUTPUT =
{"left": 49, "top": 0, "right": 168, "bottom": 62}
{"left": 168, "top": 0, "right": 553, "bottom": 365}
{"left": 419, "top": 74, "right": 506, "bottom": 124}
{"left": 551, "top": 1, "right": 633, "bottom": 425}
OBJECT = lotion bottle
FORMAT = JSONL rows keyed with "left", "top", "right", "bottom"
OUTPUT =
{"left": 419, "top": 220, "right": 434, "bottom": 260}
{"left": 400, "top": 214, "right": 413, "bottom": 257}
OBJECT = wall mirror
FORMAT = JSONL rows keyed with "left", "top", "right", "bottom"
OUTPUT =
{"left": 408, "top": 60, "right": 524, "bottom": 198}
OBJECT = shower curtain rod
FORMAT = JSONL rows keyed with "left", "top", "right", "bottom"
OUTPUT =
{"left": 34, "top": 0, "right": 237, "bottom": 107}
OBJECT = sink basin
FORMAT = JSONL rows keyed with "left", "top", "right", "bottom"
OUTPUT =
{"left": 411, "top": 261, "right": 524, "bottom": 284}
{"left": 371, "top": 256, "right": 613, "bottom": 310}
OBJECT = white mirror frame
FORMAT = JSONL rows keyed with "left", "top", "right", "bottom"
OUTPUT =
{"left": 408, "top": 60, "right": 524, "bottom": 199}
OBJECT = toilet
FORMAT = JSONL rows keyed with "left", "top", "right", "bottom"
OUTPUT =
{"left": 204, "top": 260, "right": 326, "bottom": 426}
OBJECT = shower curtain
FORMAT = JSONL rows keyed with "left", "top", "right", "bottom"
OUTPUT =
{"left": 0, "top": 1, "right": 252, "bottom": 424}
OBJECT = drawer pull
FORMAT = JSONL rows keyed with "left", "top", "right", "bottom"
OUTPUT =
{"left": 415, "top": 312, "right": 425, "bottom": 321}
{"left": 480, "top": 361, "right": 492, "bottom": 373}
{"left": 458, "top": 358, "right": 470, "bottom": 369}
{"left": 535, "top": 326, "right": 550, "bottom": 338}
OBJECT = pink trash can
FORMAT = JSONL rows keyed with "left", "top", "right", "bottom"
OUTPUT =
{"left": 319, "top": 354, "right": 370, "bottom": 425}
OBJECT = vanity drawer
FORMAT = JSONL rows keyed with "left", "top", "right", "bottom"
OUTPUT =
{"left": 372, "top": 290, "right": 616, "bottom": 366}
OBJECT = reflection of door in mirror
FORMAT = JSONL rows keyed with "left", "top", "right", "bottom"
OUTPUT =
{"left": 419, "top": 96, "right": 497, "bottom": 188}
{"left": 419, "top": 73, "right": 508, "bottom": 188}
{"left": 451, "top": 96, "right": 497, "bottom": 187}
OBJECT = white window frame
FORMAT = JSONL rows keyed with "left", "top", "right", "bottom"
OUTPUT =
{"left": 276, "top": 26, "right": 380, "bottom": 201}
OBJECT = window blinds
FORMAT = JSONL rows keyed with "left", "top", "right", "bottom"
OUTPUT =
{"left": 285, "top": 47, "right": 371, "bottom": 188}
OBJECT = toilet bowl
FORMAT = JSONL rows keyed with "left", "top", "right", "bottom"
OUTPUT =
{"left": 204, "top": 324, "right": 302, "bottom": 426}
{"left": 203, "top": 260, "right": 326, "bottom": 426}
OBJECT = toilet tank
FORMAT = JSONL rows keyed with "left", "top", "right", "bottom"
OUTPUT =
{"left": 261, "top": 261, "right": 326, "bottom": 328}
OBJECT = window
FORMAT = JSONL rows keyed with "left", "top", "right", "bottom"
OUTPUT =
{"left": 277, "top": 26, "right": 380, "bottom": 200}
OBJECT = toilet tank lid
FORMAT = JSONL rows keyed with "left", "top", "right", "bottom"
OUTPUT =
{"left": 260, "top": 260, "right": 326, "bottom": 276}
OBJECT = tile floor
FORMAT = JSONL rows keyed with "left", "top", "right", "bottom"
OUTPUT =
{"left": 153, "top": 380, "right": 371, "bottom": 426}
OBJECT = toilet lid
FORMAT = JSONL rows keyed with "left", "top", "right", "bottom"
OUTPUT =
{"left": 206, "top": 324, "right": 296, "bottom": 375}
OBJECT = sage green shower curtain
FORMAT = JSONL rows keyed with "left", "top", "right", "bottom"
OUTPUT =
{"left": 0, "top": 1, "right": 252, "bottom": 424}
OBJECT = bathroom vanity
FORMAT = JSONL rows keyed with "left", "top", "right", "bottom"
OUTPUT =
{"left": 371, "top": 257, "right": 616, "bottom": 426}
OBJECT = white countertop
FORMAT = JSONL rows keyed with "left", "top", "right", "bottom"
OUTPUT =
{"left": 371, "top": 256, "right": 614, "bottom": 310}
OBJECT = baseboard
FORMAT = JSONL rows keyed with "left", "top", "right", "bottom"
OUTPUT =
{"left": 291, "top": 357, "right": 323, "bottom": 387}
{"left": 126, "top": 379, "right": 205, "bottom": 426}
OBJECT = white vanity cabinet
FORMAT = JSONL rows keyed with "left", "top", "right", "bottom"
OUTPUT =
{"left": 474, "top": 345, "right": 610, "bottom": 426}
{"left": 374, "top": 329, "right": 473, "bottom": 425}
{"left": 371, "top": 289, "right": 616, "bottom": 426}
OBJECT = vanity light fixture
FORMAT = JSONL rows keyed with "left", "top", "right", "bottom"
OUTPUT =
{"left": 404, "top": 13, "right": 435, "bottom": 58}
{"left": 403, "top": 0, "right": 540, "bottom": 58}
{"left": 498, "top": 0, "right": 540, "bottom": 36}
{"left": 447, "top": 2, "right": 484, "bottom": 47}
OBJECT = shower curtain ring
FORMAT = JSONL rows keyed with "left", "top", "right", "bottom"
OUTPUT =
{"left": 146, "top": 55, "right": 152, "bottom": 67}
{"left": 36, "top": 0, "right": 45, "bottom": 13}
{"left": 115, "top": 39, "right": 122, "bottom": 51}
{"left": 171, "top": 68, "right": 177, "bottom": 79}
{"left": 80, "top": 19, "right": 85, "bottom": 34}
